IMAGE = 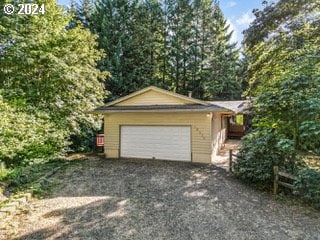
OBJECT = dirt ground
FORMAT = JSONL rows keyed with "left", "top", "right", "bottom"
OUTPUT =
{"left": 2, "top": 158, "right": 320, "bottom": 240}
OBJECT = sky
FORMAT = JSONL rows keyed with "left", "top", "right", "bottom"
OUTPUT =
{"left": 57, "top": 0, "right": 265, "bottom": 47}
{"left": 219, "top": 0, "right": 264, "bottom": 47}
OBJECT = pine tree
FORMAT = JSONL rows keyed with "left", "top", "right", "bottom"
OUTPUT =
{"left": 67, "top": 0, "right": 78, "bottom": 29}
{"left": 159, "top": 0, "right": 172, "bottom": 88}
{"left": 204, "top": 4, "right": 241, "bottom": 100}
{"left": 91, "top": 0, "right": 242, "bottom": 100}
{"left": 93, "top": 0, "right": 163, "bottom": 100}
{"left": 193, "top": 0, "right": 217, "bottom": 99}
{"left": 166, "top": 0, "right": 193, "bottom": 94}
{"left": 77, "top": 0, "right": 94, "bottom": 28}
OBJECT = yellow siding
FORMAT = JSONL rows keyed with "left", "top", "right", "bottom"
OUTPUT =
{"left": 104, "top": 112, "right": 212, "bottom": 163}
{"left": 211, "top": 113, "right": 227, "bottom": 160}
{"left": 115, "top": 90, "right": 193, "bottom": 106}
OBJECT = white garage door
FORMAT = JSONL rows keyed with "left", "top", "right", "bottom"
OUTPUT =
{"left": 120, "top": 126, "right": 191, "bottom": 161}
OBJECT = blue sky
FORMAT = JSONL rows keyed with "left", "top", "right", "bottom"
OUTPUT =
{"left": 57, "top": 0, "right": 264, "bottom": 47}
{"left": 219, "top": 0, "right": 264, "bottom": 46}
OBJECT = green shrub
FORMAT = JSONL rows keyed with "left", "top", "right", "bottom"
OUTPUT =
{"left": 294, "top": 168, "right": 320, "bottom": 209}
{"left": 234, "top": 129, "right": 300, "bottom": 183}
{"left": 69, "top": 124, "right": 97, "bottom": 153}
{"left": 0, "top": 95, "right": 67, "bottom": 167}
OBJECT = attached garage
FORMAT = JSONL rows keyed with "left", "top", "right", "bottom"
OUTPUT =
{"left": 91, "top": 86, "right": 247, "bottom": 164}
{"left": 120, "top": 126, "right": 191, "bottom": 161}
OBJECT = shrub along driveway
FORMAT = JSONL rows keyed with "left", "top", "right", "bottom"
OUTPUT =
{"left": 8, "top": 158, "right": 320, "bottom": 240}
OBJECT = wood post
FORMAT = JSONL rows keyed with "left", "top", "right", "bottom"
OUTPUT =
{"left": 273, "top": 166, "right": 297, "bottom": 194}
{"left": 229, "top": 149, "right": 232, "bottom": 172}
{"left": 273, "top": 166, "right": 279, "bottom": 195}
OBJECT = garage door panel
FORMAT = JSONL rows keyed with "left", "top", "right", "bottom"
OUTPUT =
{"left": 120, "top": 126, "right": 191, "bottom": 161}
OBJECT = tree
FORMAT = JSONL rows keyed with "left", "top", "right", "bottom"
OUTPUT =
{"left": 243, "top": 0, "right": 319, "bottom": 49}
{"left": 243, "top": 0, "right": 320, "bottom": 93}
{"left": 235, "top": 34, "right": 320, "bottom": 182}
{"left": 166, "top": 0, "right": 241, "bottom": 99}
{"left": 235, "top": 2, "right": 320, "bottom": 183}
{"left": 0, "top": 93, "right": 66, "bottom": 166}
{"left": 189, "top": 0, "right": 217, "bottom": 99}
{"left": 92, "top": 0, "right": 164, "bottom": 100}
{"left": 0, "top": 0, "right": 107, "bottom": 163}
{"left": 76, "top": 0, "right": 94, "bottom": 28}
{"left": 251, "top": 23, "right": 320, "bottom": 152}
{"left": 203, "top": 4, "right": 240, "bottom": 100}
{"left": 166, "top": 0, "right": 194, "bottom": 94}
{"left": 91, "top": 0, "right": 242, "bottom": 100}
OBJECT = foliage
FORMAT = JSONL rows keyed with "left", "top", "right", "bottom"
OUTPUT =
{"left": 92, "top": 0, "right": 161, "bottom": 100}
{"left": 235, "top": 115, "right": 243, "bottom": 125}
{"left": 0, "top": 0, "right": 108, "bottom": 163}
{"left": 0, "top": 94, "right": 66, "bottom": 166}
{"left": 236, "top": 47, "right": 320, "bottom": 183}
{"left": 236, "top": 2, "right": 320, "bottom": 186}
{"left": 252, "top": 55, "right": 320, "bottom": 155}
{"left": 2, "top": 158, "right": 69, "bottom": 196}
{"left": 69, "top": 0, "right": 94, "bottom": 29}
{"left": 0, "top": 0, "right": 107, "bottom": 134}
{"left": 234, "top": 129, "right": 300, "bottom": 183}
{"left": 69, "top": 124, "right": 97, "bottom": 153}
{"left": 91, "top": 0, "right": 242, "bottom": 100}
{"left": 0, "top": 162, "right": 10, "bottom": 180}
{"left": 243, "top": 0, "right": 319, "bottom": 49}
{"left": 294, "top": 168, "right": 320, "bottom": 209}
{"left": 243, "top": 0, "right": 320, "bottom": 93}
{"left": 203, "top": 4, "right": 241, "bottom": 100}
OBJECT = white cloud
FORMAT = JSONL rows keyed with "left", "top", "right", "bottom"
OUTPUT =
{"left": 226, "top": 19, "right": 238, "bottom": 45}
{"left": 236, "top": 12, "right": 255, "bottom": 26}
{"left": 226, "top": 1, "right": 237, "bottom": 8}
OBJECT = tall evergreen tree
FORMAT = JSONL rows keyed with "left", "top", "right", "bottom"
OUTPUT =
{"left": 192, "top": 0, "right": 217, "bottom": 99}
{"left": 91, "top": 0, "right": 242, "bottom": 100}
{"left": 92, "top": 0, "right": 163, "bottom": 100}
{"left": 166, "top": 0, "right": 193, "bottom": 94}
{"left": 204, "top": 5, "right": 240, "bottom": 100}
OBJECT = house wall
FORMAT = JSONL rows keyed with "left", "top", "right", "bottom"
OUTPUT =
{"left": 104, "top": 112, "right": 212, "bottom": 163}
{"left": 211, "top": 113, "right": 228, "bottom": 161}
{"left": 115, "top": 90, "right": 192, "bottom": 106}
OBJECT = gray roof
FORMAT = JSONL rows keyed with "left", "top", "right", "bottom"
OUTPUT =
{"left": 208, "top": 101, "right": 249, "bottom": 114}
{"left": 91, "top": 100, "right": 251, "bottom": 114}
{"left": 92, "top": 104, "right": 228, "bottom": 113}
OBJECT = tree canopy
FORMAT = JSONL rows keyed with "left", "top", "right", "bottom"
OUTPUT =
{"left": 235, "top": 0, "right": 320, "bottom": 186}
{"left": 91, "top": 0, "right": 242, "bottom": 100}
{"left": 0, "top": 0, "right": 107, "bottom": 164}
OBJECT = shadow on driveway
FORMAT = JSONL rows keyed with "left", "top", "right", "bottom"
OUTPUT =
{"left": 14, "top": 158, "right": 320, "bottom": 240}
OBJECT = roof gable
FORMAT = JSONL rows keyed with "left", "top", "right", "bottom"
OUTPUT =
{"left": 106, "top": 86, "right": 208, "bottom": 107}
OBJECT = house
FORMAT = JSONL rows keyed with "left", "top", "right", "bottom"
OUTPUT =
{"left": 91, "top": 86, "right": 249, "bottom": 164}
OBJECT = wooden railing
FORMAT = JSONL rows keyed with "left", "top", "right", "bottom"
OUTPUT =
{"left": 273, "top": 166, "right": 297, "bottom": 194}
{"left": 228, "top": 149, "right": 239, "bottom": 172}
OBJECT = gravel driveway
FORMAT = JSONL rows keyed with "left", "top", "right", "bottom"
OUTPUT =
{"left": 8, "top": 158, "right": 320, "bottom": 240}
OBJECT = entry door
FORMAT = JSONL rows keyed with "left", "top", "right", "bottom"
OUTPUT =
{"left": 120, "top": 126, "right": 191, "bottom": 161}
